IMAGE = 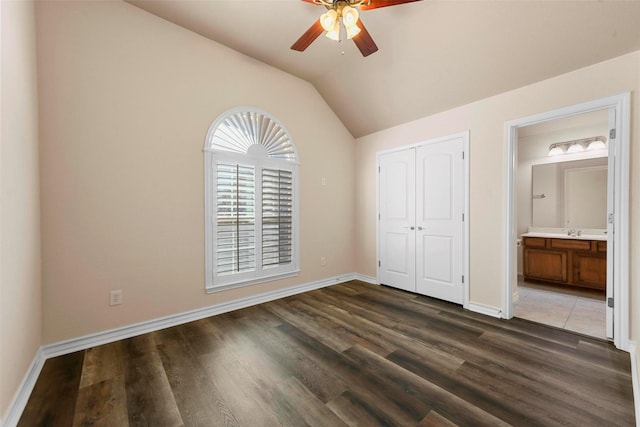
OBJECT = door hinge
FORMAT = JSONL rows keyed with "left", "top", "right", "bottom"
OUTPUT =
{"left": 378, "top": 260, "right": 381, "bottom": 267}
{"left": 608, "top": 213, "right": 615, "bottom": 234}
{"left": 462, "top": 151, "right": 465, "bottom": 160}
{"left": 610, "top": 128, "right": 616, "bottom": 139}
{"left": 462, "top": 275, "right": 464, "bottom": 284}
{"left": 608, "top": 297, "right": 614, "bottom": 308}
{"left": 378, "top": 166, "right": 381, "bottom": 173}
{"left": 379, "top": 213, "right": 381, "bottom": 220}
{"left": 462, "top": 213, "right": 465, "bottom": 221}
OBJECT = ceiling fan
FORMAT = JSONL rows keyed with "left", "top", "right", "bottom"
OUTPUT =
{"left": 291, "top": 0, "right": 422, "bottom": 57}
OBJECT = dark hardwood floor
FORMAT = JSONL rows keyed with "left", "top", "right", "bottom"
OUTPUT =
{"left": 18, "top": 281, "right": 635, "bottom": 426}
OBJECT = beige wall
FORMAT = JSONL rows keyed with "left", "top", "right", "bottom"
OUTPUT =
{"left": 355, "top": 51, "right": 639, "bottom": 315}
{"left": 36, "top": 1, "right": 355, "bottom": 344}
{"left": 1, "top": 0, "right": 42, "bottom": 420}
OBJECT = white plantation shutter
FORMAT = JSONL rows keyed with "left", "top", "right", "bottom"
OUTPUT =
{"left": 262, "top": 168, "right": 293, "bottom": 268}
{"left": 216, "top": 163, "right": 256, "bottom": 275}
{"left": 204, "top": 108, "right": 299, "bottom": 291}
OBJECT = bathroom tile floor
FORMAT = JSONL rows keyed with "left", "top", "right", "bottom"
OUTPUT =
{"left": 514, "top": 281, "right": 607, "bottom": 339}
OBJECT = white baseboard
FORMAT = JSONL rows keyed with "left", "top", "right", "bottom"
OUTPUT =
{"left": 2, "top": 350, "right": 46, "bottom": 427}
{"left": 352, "top": 273, "right": 378, "bottom": 285}
{"left": 4, "top": 273, "right": 362, "bottom": 426}
{"left": 628, "top": 341, "right": 640, "bottom": 427}
{"left": 466, "top": 302, "right": 503, "bottom": 318}
{"left": 43, "top": 273, "right": 358, "bottom": 358}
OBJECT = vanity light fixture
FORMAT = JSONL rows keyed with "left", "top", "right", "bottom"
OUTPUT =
{"left": 547, "top": 136, "right": 607, "bottom": 156}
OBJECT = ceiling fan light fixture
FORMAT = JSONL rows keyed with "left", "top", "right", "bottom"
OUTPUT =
{"left": 292, "top": 0, "right": 416, "bottom": 56}
{"left": 320, "top": 9, "right": 338, "bottom": 31}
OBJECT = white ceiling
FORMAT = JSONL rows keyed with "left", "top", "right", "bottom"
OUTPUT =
{"left": 126, "top": 0, "right": 640, "bottom": 138}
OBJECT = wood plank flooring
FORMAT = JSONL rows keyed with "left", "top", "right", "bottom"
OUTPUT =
{"left": 18, "top": 281, "right": 635, "bottom": 426}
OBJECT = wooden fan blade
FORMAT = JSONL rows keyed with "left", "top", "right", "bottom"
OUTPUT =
{"left": 359, "top": 0, "right": 422, "bottom": 11}
{"left": 352, "top": 19, "right": 378, "bottom": 57}
{"left": 300, "top": 0, "right": 320, "bottom": 4}
{"left": 291, "top": 19, "right": 324, "bottom": 52}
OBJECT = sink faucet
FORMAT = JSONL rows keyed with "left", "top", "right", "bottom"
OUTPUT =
{"left": 568, "top": 229, "right": 577, "bottom": 237}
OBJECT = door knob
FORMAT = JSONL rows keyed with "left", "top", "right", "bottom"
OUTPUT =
{"left": 417, "top": 226, "right": 423, "bottom": 231}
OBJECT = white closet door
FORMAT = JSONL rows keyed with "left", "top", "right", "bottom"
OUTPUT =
{"left": 415, "top": 137, "right": 465, "bottom": 304}
{"left": 378, "top": 148, "right": 416, "bottom": 292}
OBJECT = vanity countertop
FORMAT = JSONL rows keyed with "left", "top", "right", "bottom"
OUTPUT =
{"left": 521, "top": 232, "right": 607, "bottom": 241}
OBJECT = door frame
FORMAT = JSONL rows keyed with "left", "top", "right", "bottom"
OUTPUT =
{"left": 376, "top": 131, "right": 470, "bottom": 308}
{"left": 503, "top": 93, "right": 630, "bottom": 351}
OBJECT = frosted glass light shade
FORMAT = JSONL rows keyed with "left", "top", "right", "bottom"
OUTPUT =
{"left": 587, "top": 140, "right": 607, "bottom": 150}
{"left": 346, "top": 24, "right": 361, "bottom": 39}
{"left": 342, "top": 6, "right": 359, "bottom": 27}
{"left": 566, "top": 143, "right": 585, "bottom": 153}
{"left": 325, "top": 20, "right": 340, "bottom": 41}
{"left": 320, "top": 10, "right": 338, "bottom": 31}
{"left": 548, "top": 145, "right": 564, "bottom": 156}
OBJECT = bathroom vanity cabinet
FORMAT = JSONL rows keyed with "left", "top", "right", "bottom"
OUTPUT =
{"left": 523, "top": 236, "right": 606, "bottom": 290}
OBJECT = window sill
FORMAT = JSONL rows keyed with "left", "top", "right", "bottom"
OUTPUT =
{"left": 205, "top": 270, "right": 301, "bottom": 294}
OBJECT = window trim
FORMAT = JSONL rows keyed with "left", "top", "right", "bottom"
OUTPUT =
{"left": 203, "top": 108, "right": 299, "bottom": 293}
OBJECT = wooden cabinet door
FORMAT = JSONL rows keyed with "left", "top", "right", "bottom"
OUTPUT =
{"left": 524, "top": 248, "right": 567, "bottom": 283}
{"left": 573, "top": 252, "right": 607, "bottom": 290}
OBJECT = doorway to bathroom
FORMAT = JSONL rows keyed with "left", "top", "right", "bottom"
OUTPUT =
{"left": 515, "top": 110, "right": 609, "bottom": 339}
{"left": 504, "top": 93, "right": 630, "bottom": 350}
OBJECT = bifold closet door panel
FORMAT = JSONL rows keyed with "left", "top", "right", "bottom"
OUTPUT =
{"left": 415, "top": 138, "right": 465, "bottom": 305}
{"left": 378, "top": 148, "right": 416, "bottom": 292}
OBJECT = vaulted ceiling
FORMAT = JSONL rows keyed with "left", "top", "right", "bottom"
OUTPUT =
{"left": 126, "top": 1, "right": 640, "bottom": 138}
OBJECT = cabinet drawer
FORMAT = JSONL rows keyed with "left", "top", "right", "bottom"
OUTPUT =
{"left": 550, "top": 239, "right": 591, "bottom": 251}
{"left": 598, "top": 241, "right": 607, "bottom": 252}
{"left": 523, "top": 237, "right": 546, "bottom": 248}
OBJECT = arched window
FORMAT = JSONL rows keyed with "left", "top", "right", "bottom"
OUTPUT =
{"left": 204, "top": 108, "right": 299, "bottom": 292}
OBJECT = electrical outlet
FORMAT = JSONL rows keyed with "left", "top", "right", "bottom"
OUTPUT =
{"left": 110, "top": 290, "right": 123, "bottom": 306}
{"left": 320, "top": 256, "right": 326, "bottom": 266}
{"left": 321, "top": 177, "right": 327, "bottom": 186}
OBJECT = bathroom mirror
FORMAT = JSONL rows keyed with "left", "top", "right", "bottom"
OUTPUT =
{"left": 531, "top": 158, "right": 607, "bottom": 229}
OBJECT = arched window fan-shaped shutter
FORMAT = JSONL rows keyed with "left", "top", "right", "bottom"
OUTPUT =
{"left": 207, "top": 110, "right": 297, "bottom": 161}
{"left": 204, "top": 108, "right": 299, "bottom": 292}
